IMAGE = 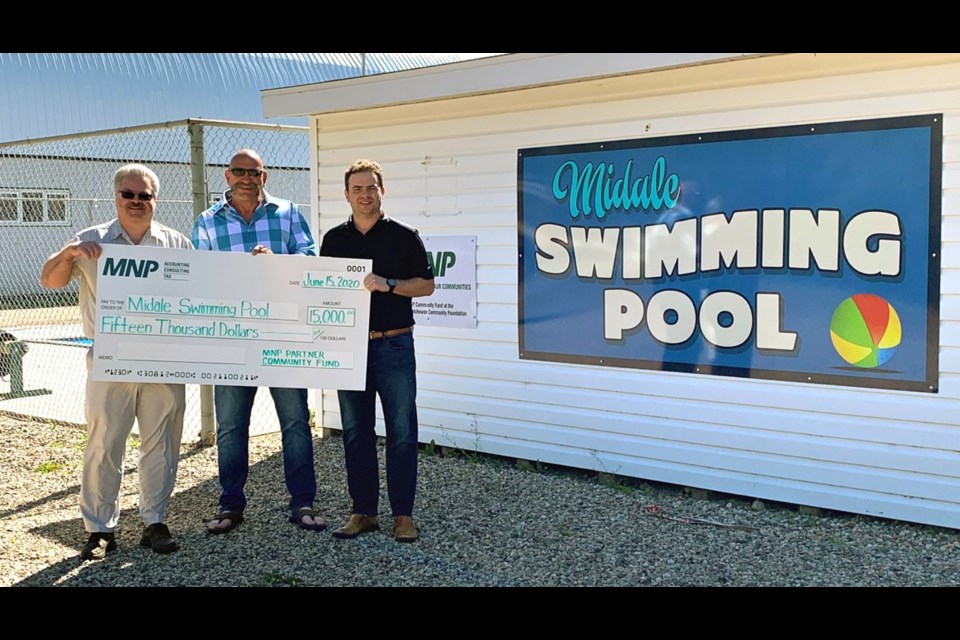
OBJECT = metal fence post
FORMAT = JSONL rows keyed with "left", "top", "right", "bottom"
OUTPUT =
{"left": 189, "top": 121, "right": 216, "bottom": 446}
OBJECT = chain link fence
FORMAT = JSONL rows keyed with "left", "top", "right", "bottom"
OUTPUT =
{"left": 0, "top": 119, "right": 311, "bottom": 442}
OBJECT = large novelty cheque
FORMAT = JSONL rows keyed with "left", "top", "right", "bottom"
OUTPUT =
{"left": 92, "top": 244, "right": 371, "bottom": 389}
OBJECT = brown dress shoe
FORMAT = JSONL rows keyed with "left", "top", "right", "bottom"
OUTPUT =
{"left": 332, "top": 514, "right": 379, "bottom": 539}
{"left": 394, "top": 516, "right": 418, "bottom": 543}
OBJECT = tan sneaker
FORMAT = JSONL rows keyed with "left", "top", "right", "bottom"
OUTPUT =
{"left": 332, "top": 514, "right": 379, "bottom": 539}
{"left": 394, "top": 516, "right": 418, "bottom": 543}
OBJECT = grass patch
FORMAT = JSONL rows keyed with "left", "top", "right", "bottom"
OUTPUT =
{"left": 598, "top": 472, "right": 634, "bottom": 495}
{"left": 255, "top": 573, "right": 304, "bottom": 587}
{"left": 516, "top": 459, "right": 546, "bottom": 473}
{"left": 34, "top": 461, "right": 64, "bottom": 473}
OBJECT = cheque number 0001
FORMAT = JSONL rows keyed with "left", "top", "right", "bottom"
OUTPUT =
{"left": 346, "top": 265, "right": 366, "bottom": 273}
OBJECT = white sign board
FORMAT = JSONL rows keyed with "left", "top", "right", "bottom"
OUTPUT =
{"left": 414, "top": 236, "right": 477, "bottom": 328}
{"left": 92, "top": 245, "right": 371, "bottom": 389}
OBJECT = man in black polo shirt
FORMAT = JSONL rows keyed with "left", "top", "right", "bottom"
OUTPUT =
{"left": 319, "top": 159, "right": 435, "bottom": 543}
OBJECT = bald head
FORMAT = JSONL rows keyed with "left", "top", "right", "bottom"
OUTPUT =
{"left": 225, "top": 148, "right": 268, "bottom": 212}
{"left": 230, "top": 148, "right": 264, "bottom": 167}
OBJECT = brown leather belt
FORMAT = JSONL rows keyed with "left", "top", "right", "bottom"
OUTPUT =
{"left": 369, "top": 326, "right": 412, "bottom": 340}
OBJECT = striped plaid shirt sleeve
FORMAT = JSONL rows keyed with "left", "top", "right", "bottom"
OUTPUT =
{"left": 191, "top": 215, "right": 214, "bottom": 250}
{"left": 285, "top": 204, "right": 316, "bottom": 256}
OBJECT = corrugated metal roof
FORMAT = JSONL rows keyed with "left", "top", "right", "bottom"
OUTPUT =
{"left": 0, "top": 53, "right": 470, "bottom": 142}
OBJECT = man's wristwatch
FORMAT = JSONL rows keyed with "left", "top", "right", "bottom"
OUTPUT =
{"left": 386, "top": 278, "right": 398, "bottom": 294}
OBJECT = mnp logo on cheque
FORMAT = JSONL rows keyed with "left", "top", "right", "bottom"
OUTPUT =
{"left": 102, "top": 258, "right": 160, "bottom": 278}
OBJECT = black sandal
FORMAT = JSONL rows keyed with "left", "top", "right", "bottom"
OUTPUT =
{"left": 289, "top": 507, "right": 327, "bottom": 532}
{"left": 206, "top": 511, "right": 244, "bottom": 535}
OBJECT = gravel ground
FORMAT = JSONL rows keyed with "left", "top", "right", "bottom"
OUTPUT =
{"left": 2, "top": 412, "right": 959, "bottom": 587}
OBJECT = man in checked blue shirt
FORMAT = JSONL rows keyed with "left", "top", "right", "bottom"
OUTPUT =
{"left": 192, "top": 149, "right": 325, "bottom": 534}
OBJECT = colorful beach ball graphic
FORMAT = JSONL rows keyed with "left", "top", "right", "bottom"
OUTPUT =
{"left": 830, "top": 294, "right": 902, "bottom": 368}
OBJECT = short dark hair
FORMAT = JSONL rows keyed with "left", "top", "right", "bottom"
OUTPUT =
{"left": 344, "top": 159, "right": 384, "bottom": 190}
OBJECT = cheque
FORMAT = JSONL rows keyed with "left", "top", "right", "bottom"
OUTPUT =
{"left": 92, "top": 244, "right": 371, "bottom": 389}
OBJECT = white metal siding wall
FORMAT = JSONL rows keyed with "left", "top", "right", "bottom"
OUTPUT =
{"left": 311, "top": 62, "right": 960, "bottom": 529}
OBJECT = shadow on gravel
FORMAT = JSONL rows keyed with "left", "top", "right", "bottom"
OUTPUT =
{"left": 12, "top": 434, "right": 675, "bottom": 587}
{"left": 0, "top": 444, "right": 210, "bottom": 523}
{"left": 12, "top": 427, "right": 960, "bottom": 587}
{"left": 14, "top": 436, "right": 356, "bottom": 587}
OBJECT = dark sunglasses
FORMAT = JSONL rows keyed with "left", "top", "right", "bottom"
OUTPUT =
{"left": 118, "top": 190, "right": 155, "bottom": 201}
{"left": 229, "top": 167, "right": 264, "bottom": 178}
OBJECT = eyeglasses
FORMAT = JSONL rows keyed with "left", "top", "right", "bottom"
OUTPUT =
{"left": 117, "top": 190, "right": 155, "bottom": 201}
{"left": 229, "top": 167, "right": 264, "bottom": 178}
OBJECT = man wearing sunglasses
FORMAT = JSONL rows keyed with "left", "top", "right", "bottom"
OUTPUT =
{"left": 40, "top": 164, "right": 191, "bottom": 560}
{"left": 192, "top": 149, "right": 324, "bottom": 535}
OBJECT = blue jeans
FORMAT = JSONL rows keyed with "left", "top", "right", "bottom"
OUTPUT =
{"left": 214, "top": 385, "right": 316, "bottom": 514}
{"left": 337, "top": 331, "right": 419, "bottom": 517}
